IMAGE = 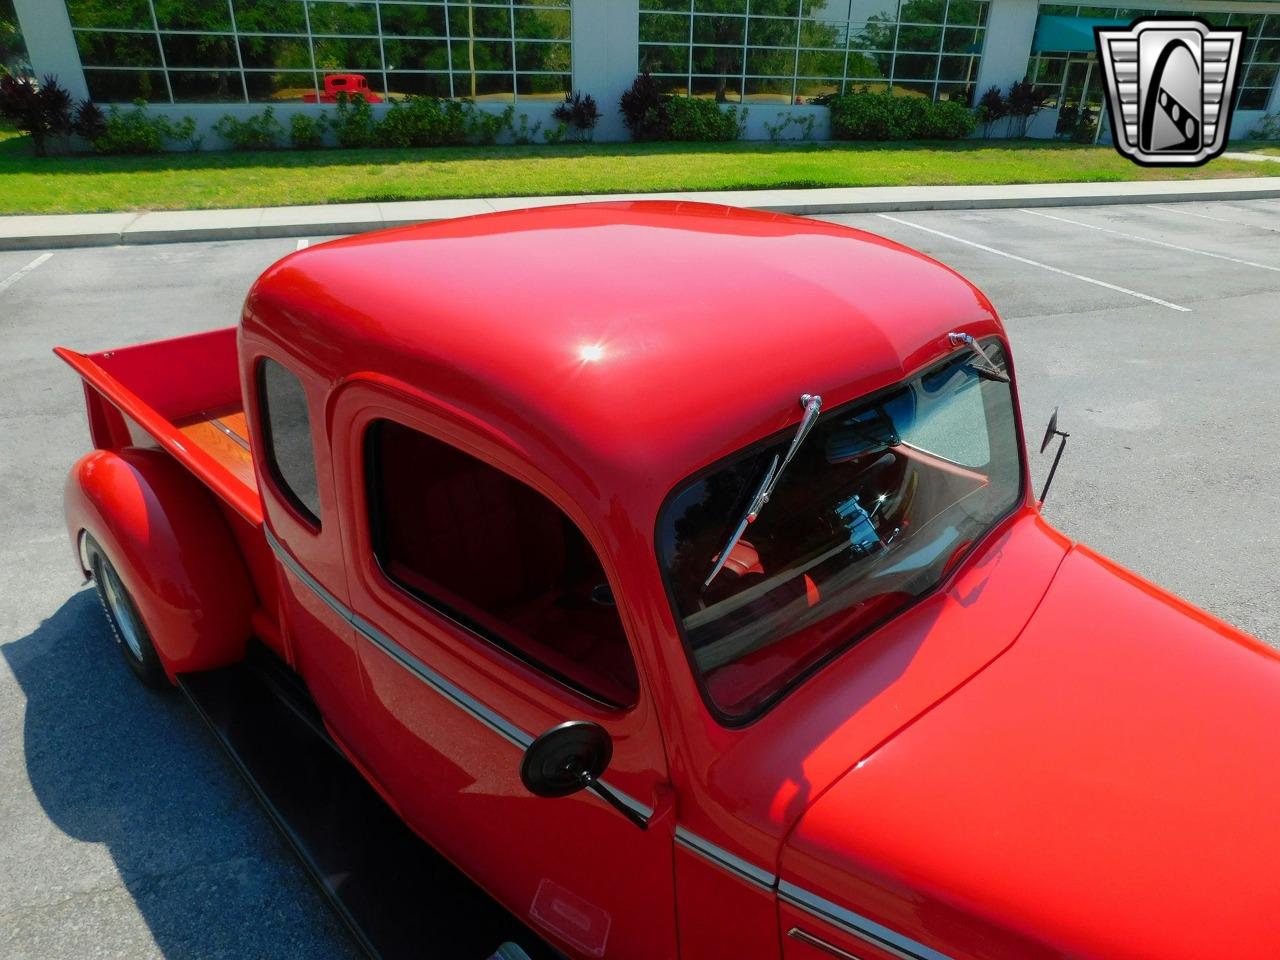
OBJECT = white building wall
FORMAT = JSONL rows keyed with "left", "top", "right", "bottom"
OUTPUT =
{"left": 12, "top": 0, "right": 87, "bottom": 99}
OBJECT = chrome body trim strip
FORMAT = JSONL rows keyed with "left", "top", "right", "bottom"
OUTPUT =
{"left": 787, "top": 927, "right": 869, "bottom": 960}
{"left": 778, "top": 881, "right": 952, "bottom": 960}
{"left": 263, "top": 526, "right": 652, "bottom": 816}
{"left": 674, "top": 826, "right": 776, "bottom": 889}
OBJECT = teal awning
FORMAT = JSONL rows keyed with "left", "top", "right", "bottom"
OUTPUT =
{"left": 1032, "top": 14, "right": 1128, "bottom": 54}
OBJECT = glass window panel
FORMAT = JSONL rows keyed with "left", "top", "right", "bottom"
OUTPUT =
{"left": 800, "top": 19, "right": 847, "bottom": 49}
{"left": 691, "top": 75, "right": 742, "bottom": 100}
{"left": 514, "top": 7, "right": 570, "bottom": 40}
{"left": 651, "top": 74, "right": 688, "bottom": 94}
{"left": 516, "top": 72, "right": 570, "bottom": 99}
{"left": 640, "top": 0, "right": 691, "bottom": 10}
{"left": 232, "top": 0, "right": 308, "bottom": 34}
{"left": 75, "top": 31, "right": 163, "bottom": 68}
{"left": 311, "top": 37, "right": 382, "bottom": 68}
{"left": 802, "top": 0, "right": 838, "bottom": 14}
{"left": 891, "top": 78, "right": 933, "bottom": 97}
{"left": 795, "top": 76, "right": 840, "bottom": 99}
{"left": 450, "top": 39, "right": 514, "bottom": 71}
{"left": 152, "top": 0, "right": 232, "bottom": 31}
{"left": 640, "top": 12, "right": 690, "bottom": 43}
{"left": 244, "top": 70, "right": 317, "bottom": 100}
{"left": 640, "top": 43, "right": 688, "bottom": 73}
{"left": 796, "top": 48, "right": 843, "bottom": 75}
{"left": 897, "top": 0, "right": 945, "bottom": 24}
{"left": 379, "top": 3, "right": 448, "bottom": 37}
{"left": 693, "top": 15, "right": 745, "bottom": 45}
{"left": 1032, "top": 55, "right": 1066, "bottom": 86}
{"left": 1253, "top": 39, "right": 1280, "bottom": 64}
{"left": 1262, "top": 16, "right": 1280, "bottom": 39}
{"left": 747, "top": 15, "right": 798, "bottom": 48}
{"left": 896, "top": 24, "right": 941, "bottom": 51}
{"left": 67, "top": 0, "right": 153, "bottom": 29}
{"left": 942, "top": 25, "right": 982, "bottom": 53}
{"left": 447, "top": 4, "right": 512, "bottom": 38}
{"left": 935, "top": 81, "right": 971, "bottom": 102}
{"left": 1245, "top": 62, "right": 1278, "bottom": 90}
{"left": 1237, "top": 87, "right": 1271, "bottom": 110}
{"left": 744, "top": 76, "right": 794, "bottom": 102}
{"left": 747, "top": 46, "right": 797, "bottom": 77}
{"left": 1228, "top": 14, "right": 1264, "bottom": 34}
{"left": 515, "top": 40, "right": 569, "bottom": 73}
{"left": 162, "top": 33, "right": 238, "bottom": 68}
{"left": 383, "top": 37, "right": 450, "bottom": 70}
{"left": 850, "top": 18, "right": 896, "bottom": 50}
{"left": 306, "top": 1, "right": 378, "bottom": 35}
{"left": 385, "top": 71, "right": 453, "bottom": 97}
{"left": 938, "top": 53, "right": 975, "bottom": 81}
{"left": 845, "top": 49, "right": 889, "bottom": 79}
{"left": 945, "top": 0, "right": 986, "bottom": 25}
{"left": 467, "top": 72, "right": 514, "bottom": 100}
{"left": 696, "top": 0, "right": 746, "bottom": 11}
{"left": 84, "top": 68, "right": 168, "bottom": 102}
{"left": 169, "top": 70, "right": 245, "bottom": 101}
{"left": 239, "top": 34, "right": 313, "bottom": 70}
{"left": 846, "top": 0, "right": 900, "bottom": 20}
{"left": 692, "top": 45, "right": 743, "bottom": 75}
{"left": 892, "top": 52, "right": 938, "bottom": 79}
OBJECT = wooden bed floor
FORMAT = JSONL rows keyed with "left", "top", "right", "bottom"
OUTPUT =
{"left": 175, "top": 407, "right": 257, "bottom": 492}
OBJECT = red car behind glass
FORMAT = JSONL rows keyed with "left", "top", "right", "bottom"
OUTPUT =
{"left": 303, "top": 73, "right": 383, "bottom": 104}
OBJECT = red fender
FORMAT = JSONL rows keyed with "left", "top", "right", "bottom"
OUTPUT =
{"left": 64, "top": 447, "right": 256, "bottom": 681}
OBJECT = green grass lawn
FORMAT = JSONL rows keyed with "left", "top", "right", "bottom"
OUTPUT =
{"left": 1, "top": 125, "right": 1276, "bottom": 215}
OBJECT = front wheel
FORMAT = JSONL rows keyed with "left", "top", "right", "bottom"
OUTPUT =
{"left": 86, "top": 535, "right": 167, "bottom": 688}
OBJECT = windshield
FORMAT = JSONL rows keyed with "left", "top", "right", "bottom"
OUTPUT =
{"left": 657, "top": 339, "right": 1023, "bottom": 721}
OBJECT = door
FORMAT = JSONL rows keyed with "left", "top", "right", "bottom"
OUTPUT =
{"left": 330, "top": 380, "right": 678, "bottom": 960}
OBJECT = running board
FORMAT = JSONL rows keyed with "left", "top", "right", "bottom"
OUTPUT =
{"left": 178, "top": 659, "right": 559, "bottom": 960}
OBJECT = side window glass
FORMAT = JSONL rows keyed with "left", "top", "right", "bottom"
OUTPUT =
{"left": 259, "top": 358, "right": 322, "bottom": 527}
{"left": 366, "top": 418, "right": 639, "bottom": 709}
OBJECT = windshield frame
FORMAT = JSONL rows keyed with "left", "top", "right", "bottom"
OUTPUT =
{"left": 654, "top": 337, "right": 1028, "bottom": 727}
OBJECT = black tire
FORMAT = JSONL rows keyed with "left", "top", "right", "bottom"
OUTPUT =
{"left": 85, "top": 535, "right": 167, "bottom": 689}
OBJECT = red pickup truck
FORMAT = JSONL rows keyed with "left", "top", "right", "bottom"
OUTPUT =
{"left": 57, "top": 202, "right": 1280, "bottom": 960}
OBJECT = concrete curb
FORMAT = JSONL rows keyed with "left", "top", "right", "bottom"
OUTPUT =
{"left": 4, "top": 176, "right": 1280, "bottom": 250}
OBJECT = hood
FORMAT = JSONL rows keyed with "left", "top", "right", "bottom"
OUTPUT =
{"left": 781, "top": 546, "right": 1280, "bottom": 960}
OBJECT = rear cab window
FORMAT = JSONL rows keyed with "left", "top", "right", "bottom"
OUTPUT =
{"left": 365, "top": 418, "right": 640, "bottom": 709}
{"left": 258, "top": 358, "right": 322, "bottom": 527}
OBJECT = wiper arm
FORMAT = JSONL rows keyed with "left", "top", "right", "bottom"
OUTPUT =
{"left": 949, "top": 332, "right": 1010, "bottom": 383}
{"left": 703, "top": 394, "right": 823, "bottom": 589}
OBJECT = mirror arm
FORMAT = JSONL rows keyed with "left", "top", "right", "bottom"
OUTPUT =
{"left": 581, "top": 775, "right": 649, "bottom": 831}
{"left": 1038, "top": 431, "right": 1069, "bottom": 505}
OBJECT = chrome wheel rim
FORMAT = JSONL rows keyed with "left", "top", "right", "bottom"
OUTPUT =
{"left": 102, "top": 563, "right": 145, "bottom": 661}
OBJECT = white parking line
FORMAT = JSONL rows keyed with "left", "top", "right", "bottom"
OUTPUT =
{"left": 296, "top": 238, "right": 310, "bottom": 250}
{"left": 1019, "top": 208, "right": 1280, "bottom": 274}
{"left": 1148, "top": 203, "right": 1280, "bottom": 234}
{"left": 875, "top": 214, "right": 1190, "bottom": 313}
{"left": 0, "top": 253, "right": 53, "bottom": 295}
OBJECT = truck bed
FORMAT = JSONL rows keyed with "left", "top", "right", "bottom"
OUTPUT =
{"left": 55, "top": 327, "right": 263, "bottom": 524}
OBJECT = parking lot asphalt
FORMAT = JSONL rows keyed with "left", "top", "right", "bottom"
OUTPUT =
{"left": 2, "top": 200, "right": 1278, "bottom": 958}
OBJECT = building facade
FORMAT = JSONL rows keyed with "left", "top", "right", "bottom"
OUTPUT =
{"left": 12, "top": 0, "right": 1280, "bottom": 143}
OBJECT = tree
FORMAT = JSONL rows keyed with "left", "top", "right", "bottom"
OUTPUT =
{"left": 0, "top": 0, "right": 29, "bottom": 77}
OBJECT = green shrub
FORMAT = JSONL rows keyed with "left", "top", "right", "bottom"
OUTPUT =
{"left": 333, "top": 92, "right": 377, "bottom": 148}
{"left": 289, "top": 111, "right": 328, "bottom": 149}
{"left": 212, "top": 106, "right": 282, "bottom": 149}
{"left": 1248, "top": 113, "right": 1280, "bottom": 139}
{"left": 551, "top": 91, "right": 601, "bottom": 141}
{"left": 376, "top": 96, "right": 467, "bottom": 147}
{"left": 664, "top": 96, "right": 740, "bottom": 142}
{"left": 94, "top": 100, "right": 174, "bottom": 154}
{"left": 829, "top": 90, "right": 975, "bottom": 140}
{"left": 463, "top": 102, "right": 513, "bottom": 145}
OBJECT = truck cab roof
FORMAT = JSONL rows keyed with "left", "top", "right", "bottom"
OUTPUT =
{"left": 243, "top": 201, "right": 1006, "bottom": 507}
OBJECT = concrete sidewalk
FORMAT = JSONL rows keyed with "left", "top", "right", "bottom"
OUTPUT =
{"left": 4, "top": 176, "right": 1280, "bottom": 250}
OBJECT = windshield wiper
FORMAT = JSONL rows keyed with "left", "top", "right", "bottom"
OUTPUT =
{"left": 949, "top": 332, "right": 1009, "bottom": 383}
{"left": 703, "top": 394, "right": 823, "bottom": 589}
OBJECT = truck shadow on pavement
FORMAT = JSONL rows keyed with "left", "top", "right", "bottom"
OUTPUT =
{"left": 3, "top": 589, "right": 359, "bottom": 960}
